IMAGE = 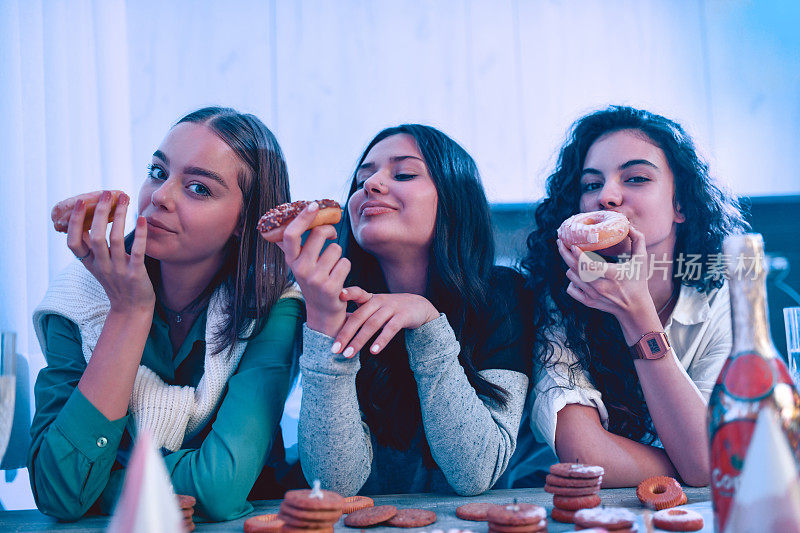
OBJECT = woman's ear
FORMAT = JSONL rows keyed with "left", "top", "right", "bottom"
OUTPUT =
{"left": 674, "top": 200, "right": 686, "bottom": 224}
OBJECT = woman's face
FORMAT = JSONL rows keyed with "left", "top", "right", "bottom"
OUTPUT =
{"left": 348, "top": 134, "right": 439, "bottom": 260}
{"left": 579, "top": 128, "right": 685, "bottom": 256}
{"left": 138, "top": 122, "right": 245, "bottom": 265}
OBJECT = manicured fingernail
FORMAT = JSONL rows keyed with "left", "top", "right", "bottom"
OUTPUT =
{"left": 370, "top": 344, "right": 380, "bottom": 354}
{"left": 343, "top": 346, "right": 354, "bottom": 358}
{"left": 75, "top": 199, "right": 84, "bottom": 209}
{"left": 119, "top": 193, "right": 129, "bottom": 206}
{"left": 341, "top": 288, "right": 348, "bottom": 295}
{"left": 331, "top": 342, "right": 341, "bottom": 353}
{"left": 101, "top": 191, "right": 112, "bottom": 202}
{"left": 308, "top": 202, "right": 319, "bottom": 212}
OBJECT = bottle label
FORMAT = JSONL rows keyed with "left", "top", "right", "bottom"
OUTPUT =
{"left": 710, "top": 419, "right": 756, "bottom": 531}
{"left": 720, "top": 352, "right": 774, "bottom": 400}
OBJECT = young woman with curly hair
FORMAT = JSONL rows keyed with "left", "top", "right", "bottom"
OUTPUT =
{"left": 273, "top": 125, "right": 530, "bottom": 496}
{"left": 516, "top": 106, "right": 748, "bottom": 487}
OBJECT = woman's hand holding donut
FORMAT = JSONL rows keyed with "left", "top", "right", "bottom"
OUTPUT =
{"left": 332, "top": 286, "right": 439, "bottom": 358}
{"left": 558, "top": 225, "right": 661, "bottom": 344}
{"left": 272, "top": 202, "right": 351, "bottom": 337}
{"left": 67, "top": 190, "right": 155, "bottom": 314}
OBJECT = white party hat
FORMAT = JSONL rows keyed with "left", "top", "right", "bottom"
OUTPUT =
{"left": 106, "top": 430, "right": 184, "bottom": 533}
{"left": 724, "top": 406, "right": 800, "bottom": 533}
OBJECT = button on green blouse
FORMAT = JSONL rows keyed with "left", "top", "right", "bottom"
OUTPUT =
{"left": 28, "top": 296, "right": 303, "bottom": 522}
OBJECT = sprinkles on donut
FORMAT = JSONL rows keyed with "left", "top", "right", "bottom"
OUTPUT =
{"left": 258, "top": 199, "right": 342, "bottom": 242}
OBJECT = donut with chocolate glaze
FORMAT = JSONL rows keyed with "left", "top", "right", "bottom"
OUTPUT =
{"left": 258, "top": 199, "right": 342, "bottom": 242}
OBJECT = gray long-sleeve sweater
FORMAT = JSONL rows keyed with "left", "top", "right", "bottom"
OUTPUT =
{"left": 298, "top": 313, "right": 528, "bottom": 496}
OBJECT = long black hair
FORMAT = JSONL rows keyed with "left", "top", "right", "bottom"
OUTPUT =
{"left": 137, "top": 107, "right": 292, "bottom": 354}
{"left": 523, "top": 106, "right": 748, "bottom": 443}
{"left": 341, "top": 124, "right": 510, "bottom": 453}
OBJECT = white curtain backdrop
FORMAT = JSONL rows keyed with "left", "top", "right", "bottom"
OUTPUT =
{"left": 1, "top": 0, "right": 799, "bottom": 509}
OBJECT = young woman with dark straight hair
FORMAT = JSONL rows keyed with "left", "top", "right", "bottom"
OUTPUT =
{"left": 273, "top": 125, "right": 531, "bottom": 496}
{"left": 30, "top": 107, "right": 303, "bottom": 522}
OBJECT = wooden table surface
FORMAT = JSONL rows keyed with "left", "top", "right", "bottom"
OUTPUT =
{"left": 0, "top": 487, "right": 714, "bottom": 532}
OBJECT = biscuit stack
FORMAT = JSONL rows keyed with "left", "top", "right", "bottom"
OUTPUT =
{"left": 486, "top": 503, "right": 547, "bottom": 533}
{"left": 544, "top": 462, "right": 604, "bottom": 523}
{"left": 278, "top": 486, "right": 345, "bottom": 533}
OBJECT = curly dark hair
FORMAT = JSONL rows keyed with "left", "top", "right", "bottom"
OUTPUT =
{"left": 340, "top": 124, "right": 514, "bottom": 456}
{"left": 522, "top": 106, "right": 749, "bottom": 444}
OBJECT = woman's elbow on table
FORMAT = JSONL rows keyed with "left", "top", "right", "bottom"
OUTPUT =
{"left": 195, "top": 490, "right": 251, "bottom": 523}
{"left": 554, "top": 405, "right": 609, "bottom": 466}
{"left": 678, "top": 463, "right": 710, "bottom": 488}
{"left": 31, "top": 483, "right": 92, "bottom": 522}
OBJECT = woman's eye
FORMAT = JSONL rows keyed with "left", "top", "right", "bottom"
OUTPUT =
{"left": 582, "top": 182, "right": 601, "bottom": 192}
{"left": 147, "top": 164, "right": 167, "bottom": 181}
{"left": 188, "top": 183, "right": 211, "bottom": 196}
{"left": 627, "top": 176, "right": 650, "bottom": 183}
{"left": 394, "top": 173, "right": 416, "bottom": 181}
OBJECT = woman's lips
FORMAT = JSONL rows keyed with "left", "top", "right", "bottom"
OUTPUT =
{"left": 360, "top": 205, "right": 395, "bottom": 216}
{"left": 146, "top": 218, "right": 176, "bottom": 233}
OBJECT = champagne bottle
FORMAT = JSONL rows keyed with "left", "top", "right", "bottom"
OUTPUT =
{"left": 708, "top": 234, "right": 800, "bottom": 532}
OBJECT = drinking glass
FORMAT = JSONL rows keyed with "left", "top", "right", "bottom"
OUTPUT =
{"left": 0, "top": 332, "right": 16, "bottom": 463}
{"left": 785, "top": 307, "right": 800, "bottom": 387}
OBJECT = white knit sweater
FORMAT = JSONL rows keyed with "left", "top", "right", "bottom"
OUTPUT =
{"left": 33, "top": 261, "right": 302, "bottom": 452}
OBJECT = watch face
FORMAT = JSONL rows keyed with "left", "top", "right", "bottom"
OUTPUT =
{"left": 635, "top": 332, "right": 669, "bottom": 359}
{"left": 646, "top": 337, "right": 663, "bottom": 357}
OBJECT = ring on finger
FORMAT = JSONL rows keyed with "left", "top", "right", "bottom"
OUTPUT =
{"left": 74, "top": 249, "right": 91, "bottom": 261}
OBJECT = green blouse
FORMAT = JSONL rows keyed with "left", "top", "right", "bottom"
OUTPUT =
{"left": 28, "top": 296, "right": 303, "bottom": 522}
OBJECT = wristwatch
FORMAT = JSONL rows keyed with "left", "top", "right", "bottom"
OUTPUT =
{"left": 631, "top": 331, "right": 671, "bottom": 360}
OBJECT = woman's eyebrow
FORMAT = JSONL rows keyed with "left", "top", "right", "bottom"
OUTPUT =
{"left": 153, "top": 150, "right": 169, "bottom": 164}
{"left": 620, "top": 159, "right": 658, "bottom": 170}
{"left": 184, "top": 166, "right": 229, "bottom": 190}
{"left": 581, "top": 168, "right": 602, "bottom": 177}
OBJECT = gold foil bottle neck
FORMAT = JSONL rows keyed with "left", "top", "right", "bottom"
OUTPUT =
{"left": 723, "top": 233, "right": 774, "bottom": 357}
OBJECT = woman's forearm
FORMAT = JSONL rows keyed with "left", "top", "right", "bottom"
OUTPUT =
{"left": 77, "top": 308, "right": 152, "bottom": 419}
{"left": 555, "top": 404, "right": 677, "bottom": 487}
{"left": 634, "top": 354, "right": 710, "bottom": 485}
{"left": 617, "top": 309, "right": 710, "bottom": 486}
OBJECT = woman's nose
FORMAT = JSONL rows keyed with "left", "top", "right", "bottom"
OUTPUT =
{"left": 598, "top": 181, "right": 623, "bottom": 209}
{"left": 362, "top": 171, "right": 389, "bottom": 195}
{"left": 150, "top": 177, "right": 178, "bottom": 210}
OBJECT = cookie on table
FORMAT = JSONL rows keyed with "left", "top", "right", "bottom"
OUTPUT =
{"left": 636, "top": 476, "right": 686, "bottom": 510}
{"left": 243, "top": 513, "right": 284, "bottom": 533}
{"left": 486, "top": 503, "right": 547, "bottom": 532}
{"left": 545, "top": 473, "right": 602, "bottom": 488}
{"left": 487, "top": 503, "right": 547, "bottom": 526}
{"left": 385, "top": 508, "right": 437, "bottom": 528}
{"left": 279, "top": 501, "right": 343, "bottom": 523}
{"left": 488, "top": 519, "right": 547, "bottom": 533}
{"left": 343, "top": 505, "right": 398, "bottom": 528}
{"left": 573, "top": 507, "right": 636, "bottom": 530}
{"left": 342, "top": 495, "right": 374, "bottom": 514}
{"left": 549, "top": 506, "right": 577, "bottom": 524}
{"left": 552, "top": 494, "right": 601, "bottom": 511}
{"left": 456, "top": 502, "right": 496, "bottom": 521}
{"left": 543, "top": 483, "right": 601, "bottom": 497}
{"left": 548, "top": 462, "right": 605, "bottom": 479}
{"left": 283, "top": 487, "right": 344, "bottom": 512}
{"left": 652, "top": 508, "right": 704, "bottom": 532}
